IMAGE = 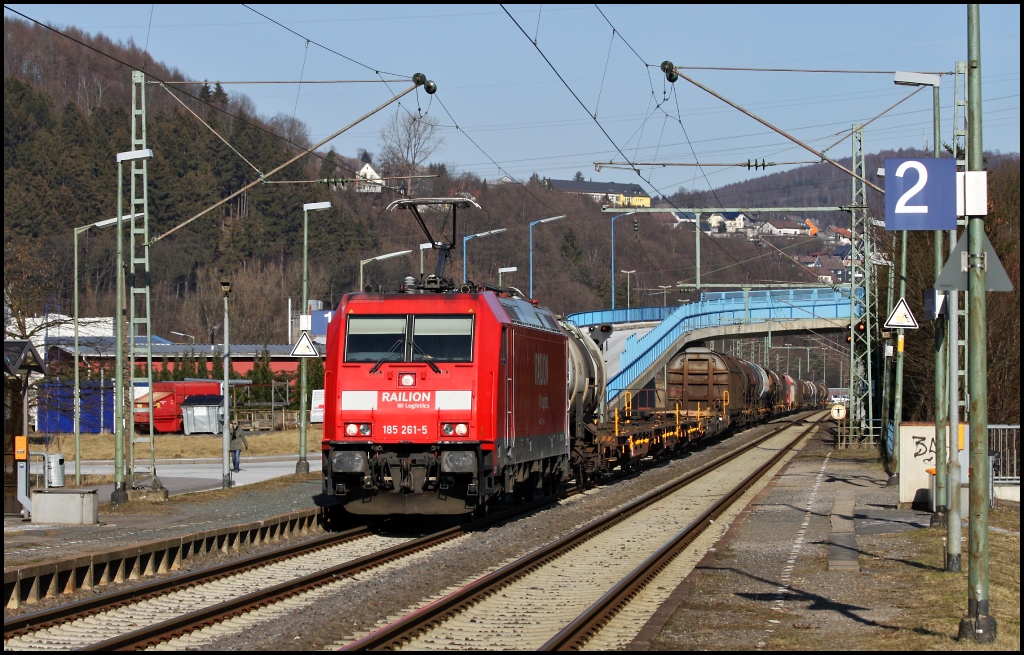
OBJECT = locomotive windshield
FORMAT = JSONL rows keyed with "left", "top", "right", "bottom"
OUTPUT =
{"left": 412, "top": 316, "right": 473, "bottom": 362}
{"left": 345, "top": 315, "right": 474, "bottom": 363}
{"left": 345, "top": 317, "right": 407, "bottom": 362}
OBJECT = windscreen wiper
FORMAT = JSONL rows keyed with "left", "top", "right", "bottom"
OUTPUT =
{"left": 410, "top": 340, "right": 442, "bottom": 374}
{"left": 369, "top": 339, "right": 404, "bottom": 374}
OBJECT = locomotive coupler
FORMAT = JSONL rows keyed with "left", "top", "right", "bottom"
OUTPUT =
{"left": 377, "top": 459, "right": 394, "bottom": 491}
{"left": 399, "top": 458, "right": 413, "bottom": 492}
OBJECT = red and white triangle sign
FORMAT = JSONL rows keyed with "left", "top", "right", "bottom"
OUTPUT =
{"left": 884, "top": 298, "right": 918, "bottom": 329}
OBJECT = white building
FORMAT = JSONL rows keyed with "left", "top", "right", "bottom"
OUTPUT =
{"left": 355, "top": 163, "right": 383, "bottom": 193}
{"left": 707, "top": 212, "right": 752, "bottom": 234}
{"left": 760, "top": 220, "right": 807, "bottom": 236}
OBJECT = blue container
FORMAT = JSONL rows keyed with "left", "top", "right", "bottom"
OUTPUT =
{"left": 37, "top": 381, "right": 114, "bottom": 434}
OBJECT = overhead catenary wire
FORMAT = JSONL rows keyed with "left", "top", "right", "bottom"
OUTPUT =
{"left": 159, "top": 83, "right": 264, "bottom": 177}
{"left": 819, "top": 84, "right": 926, "bottom": 155}
{"left": 667, "top": 64, "right": 952, "bottom": 75}
{"left": 160, "top": 79, "right": 408, "bottom": 84}
{"left": 291, "top": 40, "right": 310, "bottom": 125}
{"left": 666, "top": 66, "right": 885, "bottom": 195}
{"left": 241, "top": 4, "right": 407, "bottom": 77}
{"left": 151, "top": 82, "right": 421, "bottom": 245}
{"left": 502, "top": 5, "right": 766, "bottom": 287}
{"left": 3, "top": 6, "right": 376, "bottom": 189}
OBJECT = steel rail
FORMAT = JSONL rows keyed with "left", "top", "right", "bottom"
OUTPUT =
{"left": 70, "top": 494, "right": 560, "bottom": 652}
{"left": 4, "top": 525, "right": 372, "bottom": 638}
{"left": 541, "top": 414, "right": 824, "bottom": 650}
{"left": 341, "top": 412, "right": 820, "bottom": 651}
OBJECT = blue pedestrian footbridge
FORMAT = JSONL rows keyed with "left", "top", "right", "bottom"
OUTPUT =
{"left": 567, "top": 287, "right": 856, "bottom": 408}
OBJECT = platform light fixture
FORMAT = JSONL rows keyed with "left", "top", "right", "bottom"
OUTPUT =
{"left": 529, "top": 215, "right": 564, "bottom": 298}
{"left": 72, "top": 212, "right": 140, "bottom": 486}
{"left": 360, "top": 250, "right": 413, "bottom": 291}
{"left": 462, "top": 229, "right": 506, "bottom": 284}
{"left": 498, "top": 266, "right": 517, "bottom": 286}
{"left": 298, "top": 201, "right": 332, "bottom": 475}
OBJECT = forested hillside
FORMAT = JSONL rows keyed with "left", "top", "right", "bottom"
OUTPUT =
{"left": 3, "top": 17, "right": 1019, "bottom": 422}
{"left": 3, "top": 16, "right": 821, "bottom": 343}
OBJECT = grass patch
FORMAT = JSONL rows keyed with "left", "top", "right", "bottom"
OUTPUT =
{"left": 768, "top": 502, "right": 1020, "bottom": 651}
{"left": 28, "top": 427, "right": 324, "bottom": 460}
{"left": 98, "top": 472, "right": 321, "bottom": 515}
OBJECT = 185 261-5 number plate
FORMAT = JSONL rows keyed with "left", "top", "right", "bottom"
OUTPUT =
{"left": 382, "top": 425, "right": 429, "bottom": 436}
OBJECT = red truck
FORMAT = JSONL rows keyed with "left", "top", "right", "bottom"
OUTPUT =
{"left": 134, "top": 381, "right": 223, "bottom": 433}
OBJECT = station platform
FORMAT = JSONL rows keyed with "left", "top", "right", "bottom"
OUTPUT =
{"left": 4, "top": 464, "right": 321, "bottom": 571}
{"left": 635, "top": 425, "right": 1019, "bottom": 651}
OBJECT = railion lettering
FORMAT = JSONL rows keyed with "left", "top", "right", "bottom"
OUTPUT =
{"left": 381, "top": 391, "right": 433, "bottom": 403}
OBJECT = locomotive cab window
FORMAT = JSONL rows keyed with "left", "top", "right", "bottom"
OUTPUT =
{"left": 412, "top": 316, "right": 474, "bottom": 362}
{"left": 345, "top": 317, "right": 407, "bottom": 362}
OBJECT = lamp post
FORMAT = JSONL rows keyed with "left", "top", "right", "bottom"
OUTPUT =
{"left": 658, "top": 284, "right": 672, "bottom": 307}
{"left": 620, "top": 270, "right": 636, "bottom": 309}
{"left": 298, "top": 201, "right": 331, "bottom": 475}
{"left": 962, "top": 9, "right": 995, "bottom": 640}
{"left": 529, "top": 215, "right": 564, "bottom": 298}
{"left": 498, "top": 266, "right": 517, "bottom": 287}
{"left": 221, "top": 280, "right": 232, "bottom": 489}
{"left": 73, "top": 213, "right": 135, "bottom": 486}
{"left": 112, "top": 149, "right": 152, "bottom": 506}
{"left": 609, "top": 212, "right": 636, "bottom": 309}
{"left": 169, "top": 331, "right": 196, "bottom": 344}
{"left": 462, "top": 229, "right": 507, "bottom": 284}
{"left": 360, "top": 250, "right": 413, "bottom": 291}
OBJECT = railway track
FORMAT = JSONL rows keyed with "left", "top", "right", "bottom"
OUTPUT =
{"left": 2, "top": 492, "right": 564, "bottom": 651}
{"left": 3, "top": 413, "right": 820, "bottom": 651}
{"left": 340, "top": 412, "right": 825, "bottom": 651}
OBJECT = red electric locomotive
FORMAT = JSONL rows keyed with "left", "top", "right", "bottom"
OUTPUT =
{"left": 323, "top": 289, "right": 571, "bottom": 515}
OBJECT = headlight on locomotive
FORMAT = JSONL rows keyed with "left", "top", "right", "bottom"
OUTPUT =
{"left": 331, "top": 451, "right": 369, "bottom": 473}
{"left": 441, "top": 423, "right": 469, "bottom": 437}
{"left": 441, "top": 450, "right": 476, "bottom": 473}
{"left": 344, "top": 423, "right": 372, "bottom": 437}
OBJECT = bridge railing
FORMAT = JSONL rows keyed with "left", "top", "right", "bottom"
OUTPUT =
{"left": 566, "top": 306, "right": 675, "bottom": 326}
{"left": 572, "top": 287, "right": 855, "bottom": 405}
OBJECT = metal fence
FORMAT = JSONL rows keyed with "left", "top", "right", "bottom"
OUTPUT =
{"left": 990, "top": 424, "right": 1020, "bottom": 484}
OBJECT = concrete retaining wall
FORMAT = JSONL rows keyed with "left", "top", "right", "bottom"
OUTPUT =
{"left": 4, "top": 507, "right": 321, "bottom": 609}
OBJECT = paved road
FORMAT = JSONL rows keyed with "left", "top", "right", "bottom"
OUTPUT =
{"left": 66, "top": 455, "right": 314, "bottom": 501}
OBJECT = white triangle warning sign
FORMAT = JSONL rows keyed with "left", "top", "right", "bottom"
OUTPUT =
{"left": 291, "top": 331, "right": 320, "bottom": 357}
{"left": 884, "top": 298, "right": 919, "bottom": 330}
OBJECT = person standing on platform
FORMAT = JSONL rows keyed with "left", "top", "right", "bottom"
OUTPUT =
{"left": 229, "top": 420, "right": 248, "bottom": 472}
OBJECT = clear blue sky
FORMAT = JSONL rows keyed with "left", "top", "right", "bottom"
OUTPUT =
{"left": 6, "top": 4, "right": 1020, "bottom": 196}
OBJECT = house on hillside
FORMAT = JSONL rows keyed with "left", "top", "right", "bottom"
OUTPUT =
{"left": 810, "top": 255, "right": 850, "bottom": 284}
{"left": 670, "top": 211, "right": 697, "bottom": 228}
{"left": 832, "top": 244, "right": 854, "bottom": 266}
{"left": 547, "top": 179, "right": 651, "bottom": 208}
{"left": 707, "top": 212, "right": 752, "bottom": 234}
{"left": 355, "top": 163, "right": 383, "bottom": 193}
{"left": 760, "top": 219, "right": 807, "bottom": 236}
{"left": 824, "top": 226, "right": 852, "bottom": 245}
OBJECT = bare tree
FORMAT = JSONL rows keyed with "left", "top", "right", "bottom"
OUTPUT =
{"left": 378, "top": 112, "right": 445, "bottom": 180}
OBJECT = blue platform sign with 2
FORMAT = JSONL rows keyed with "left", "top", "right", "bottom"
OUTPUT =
{"left": 884, "top": 158, "right": 956, "bottom": 230}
